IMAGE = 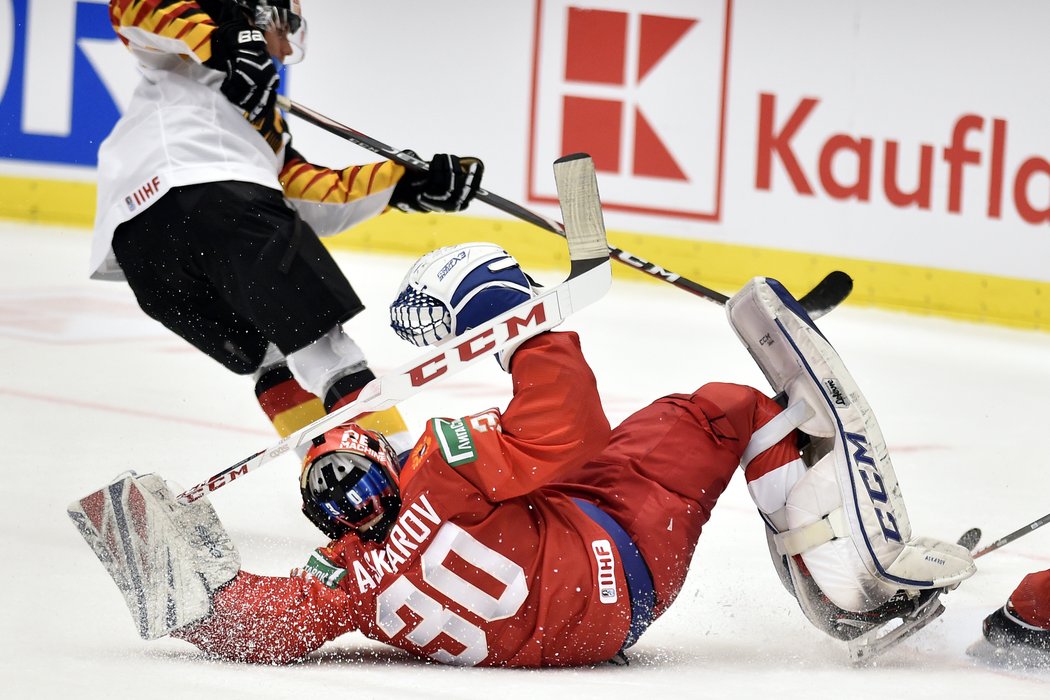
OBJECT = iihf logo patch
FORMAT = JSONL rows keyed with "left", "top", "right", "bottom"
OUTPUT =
{"left": 124, "top": 175, "right": 162, "bottom": 213}
{"left": 591, "top": 539, "right": 617, "bottom": 604}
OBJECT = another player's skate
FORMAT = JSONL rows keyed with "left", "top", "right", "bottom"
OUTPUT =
{"left": 966, "top": 604, "right": 1050, "bottom": 668}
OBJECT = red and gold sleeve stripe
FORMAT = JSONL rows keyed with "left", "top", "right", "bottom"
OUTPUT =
{"left": 254, "top": 364, "right": 326, "bottom": 438}
{"left": 279, "top": 157, "right": 406, "bottom": 205}
{"left": 109, "top": 0, "right": 216, "bottom": 62}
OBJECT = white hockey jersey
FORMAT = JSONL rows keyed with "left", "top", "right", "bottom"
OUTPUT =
{"left": 92, "top": 5, "right": 403, "bottom": 281}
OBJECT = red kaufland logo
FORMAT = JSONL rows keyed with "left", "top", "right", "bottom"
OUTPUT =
{"left": 756, "top": 93, "right": 1050, "bottom": 225}
{"left": 529, "top": 0, "right": 731, "bottom": 220}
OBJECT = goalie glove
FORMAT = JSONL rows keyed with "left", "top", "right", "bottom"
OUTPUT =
{"left": 67, "top": 472, "right": 240, "bottom": 640}
{"left": 389, "top": 242, "right": 538, "bottom": 370}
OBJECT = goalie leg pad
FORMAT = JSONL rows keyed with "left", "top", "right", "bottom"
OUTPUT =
{"left": 67, "top": 472, "right": 240, "bottom": 640}
{"left": 727, "top": 277, "right": 974, "bottom": 612}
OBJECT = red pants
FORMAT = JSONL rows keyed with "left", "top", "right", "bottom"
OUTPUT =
{"left": 553, "top": 382, "right": 796, "bottom": 616}
{"left": 1010, "top": 568, "right": 1050, "bottom": 628}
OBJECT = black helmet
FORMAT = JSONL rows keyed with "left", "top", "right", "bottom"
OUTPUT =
{"left": 300, "top": 423, "right": 402, "bottom": 542}
{"left": 231, "top": 0, "right": 303, "bottom": 33}
{"left": 231, "top": 0, "right": 306, "bottom": 63}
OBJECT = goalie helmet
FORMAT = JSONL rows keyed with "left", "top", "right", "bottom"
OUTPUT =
{"left": 300, "top": 423, "right": 402, "bottom": 543}
{"left": 231, "top": 0, "right": 307, "bottom": 64}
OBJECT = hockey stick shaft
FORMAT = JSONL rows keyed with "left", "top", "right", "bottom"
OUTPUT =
{"left": 177, "top": 154, "right": 611, "bottom": 505}
{"left": 972, "top": 512, "right": 1050, "bottom": 559}
{"left": 278, "top": 96, "right": 735, "bottom": 306}
{"left": 279, "top": 97, "right": 853, "bottom": 318}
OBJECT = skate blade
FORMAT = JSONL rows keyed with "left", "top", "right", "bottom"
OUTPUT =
{"left": 846, "top": 599, "right": 945, "bottom": 664}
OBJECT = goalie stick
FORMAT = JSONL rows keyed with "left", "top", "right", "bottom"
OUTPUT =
{"left": 177, "top": 153, "right": 611, "bottom": 505}
{"left": 276, "top": 95, "right": 853, "bottom": 319}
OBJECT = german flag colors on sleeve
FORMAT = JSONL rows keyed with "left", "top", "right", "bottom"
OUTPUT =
{"left": 279, "top": 152, "right": 407, "bottom": 237}
{"left": 109, "top": 0, "right": 217, "bottom": 63}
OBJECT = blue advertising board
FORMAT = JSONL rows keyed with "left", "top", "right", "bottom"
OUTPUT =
{"left": 0, "top": 0, "right": 121, "bottom": 167}
{"left": 0, "top": 0, "right": 286, "bottom": 169}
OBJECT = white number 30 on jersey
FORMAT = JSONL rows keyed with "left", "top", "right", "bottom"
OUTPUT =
{"left": 376, "top": 522, "right": 529, "bottom": 665}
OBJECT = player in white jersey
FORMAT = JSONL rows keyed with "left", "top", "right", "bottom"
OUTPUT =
{"left": 94, "top": 0, "right": 482, "bottom": 455}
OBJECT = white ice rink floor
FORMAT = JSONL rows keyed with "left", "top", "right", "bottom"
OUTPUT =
{"left": 2, "top": 221, "right": 1048, "bottom": 699}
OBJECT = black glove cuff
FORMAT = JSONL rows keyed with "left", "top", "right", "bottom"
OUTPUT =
{"left": 389, "top": 171, "right": 425, "bottom": 212}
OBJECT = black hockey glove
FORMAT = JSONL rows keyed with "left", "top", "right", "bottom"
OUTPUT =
{"left": 390, "top": 153, "right": 484, "bottom": 213}
{"left": 205, "top": 18, "right": 280, "bottom": 122}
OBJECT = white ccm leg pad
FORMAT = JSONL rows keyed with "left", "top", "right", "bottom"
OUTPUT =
{"left": 727, "top": 277, "right": 974, "bottom": 612}
{"left": 67, "top": 472, "right": 240, "bottom": 640}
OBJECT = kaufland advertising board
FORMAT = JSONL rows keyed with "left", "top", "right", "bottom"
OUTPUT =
{"left": 2, "top": 0, "right": 1048, "bottom": 284}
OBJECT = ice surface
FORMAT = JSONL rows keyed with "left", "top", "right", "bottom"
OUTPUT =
{"left": 1, "top": 222, "right": 1048, "bottom": 698}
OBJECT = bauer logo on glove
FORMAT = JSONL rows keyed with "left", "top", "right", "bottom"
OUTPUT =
{"left": 390, "top": 243, "right": 537, "bottom": 368}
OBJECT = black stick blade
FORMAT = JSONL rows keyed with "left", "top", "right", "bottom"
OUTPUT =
{"left": 957, "top": 528, "right": 982, "bottom": 551}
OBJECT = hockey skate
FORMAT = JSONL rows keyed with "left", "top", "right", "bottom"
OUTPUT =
{"left": 843, "top": 587, "right": 947, "bottom": 663}
{"left": 965, "top": 604, "right": 1050, "bottom": 669}
{"left": 772, "top": 544, "right": 952, "bottom": 663}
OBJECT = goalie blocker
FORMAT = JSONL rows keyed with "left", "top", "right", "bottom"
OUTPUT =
{"left": 726, "top": 278, "right": 975, "bottom": 657}
{"left": 67, "top": 472, "right": 240, "bottom": 640}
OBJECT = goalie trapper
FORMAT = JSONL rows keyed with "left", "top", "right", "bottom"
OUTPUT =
{"left": 729, "top": 277, "right": 975, "bottom": 661}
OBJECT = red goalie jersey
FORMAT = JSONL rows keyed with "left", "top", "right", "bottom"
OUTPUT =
{"left": 178, "top": 332, "right": 625, "bottom": 665}
{"left": 177, "top": 331, "right": 799, "bottom": 666}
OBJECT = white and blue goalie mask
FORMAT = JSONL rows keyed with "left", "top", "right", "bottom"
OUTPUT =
{"left": 390, "top": 242, "right": 535, "bottom": 347}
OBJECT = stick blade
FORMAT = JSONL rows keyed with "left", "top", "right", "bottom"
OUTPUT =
{"left": 552, "top": 153, "right": 609, "bottom": 263}
{"left": 958, "top": 528, "right": 982, "bottom": 551}
{"left": 800, "top": 270, "right": 854, "bottom": 319}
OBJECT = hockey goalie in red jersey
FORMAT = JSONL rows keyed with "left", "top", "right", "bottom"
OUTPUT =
{"left": 69, "top": 243, "right": 976, "bottom": 666}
